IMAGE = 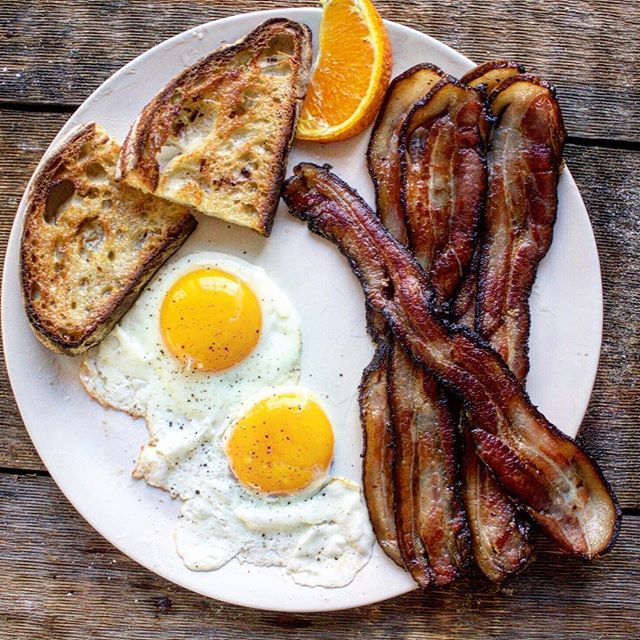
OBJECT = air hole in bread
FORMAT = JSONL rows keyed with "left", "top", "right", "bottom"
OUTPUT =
{"left": 54, "top": 262, "right": 63, "bottom": 273}
{"left": 261, "top": 62, "right": 293, "bottom": 77}
{"left": 102, "top": 199, "right": 113, "bottom": 210}
{"left": 107, "top": 250, "right": 115, "bottom": 261}
{"left": 157, "top": 142, "right": 182, "bottom": 172}
{"left": 102, "top": 286, "right": 113, "bottom": 296}
{"left": 137, "top": 230, "right": 149, "bottom": 248}
{"left": 77, "top": 217, "right": 105, "bottom": 254}
{"left": 70, "top": 300, "right": 77, "bottom": 310}
{"left": 232, "top": 50, "right": 252, "bottom": 68}
{"left": 260, "top": 33, "right": 295, "bottom": 60}
{"left": 32, "top": 285, "right": 42, "bottom": 301}
{"left": 44, "top": 179, "right": 75, "bottom": 224}
{"left": 86, "top": 162, "right": 107, "bottom": 182}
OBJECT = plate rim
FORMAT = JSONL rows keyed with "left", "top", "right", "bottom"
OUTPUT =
{"left": 0, "top": 6, "right": 603, "bottom": 613}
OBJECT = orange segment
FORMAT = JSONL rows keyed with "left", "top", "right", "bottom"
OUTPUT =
{"left": 296, "top": 0, "right": 392, "bottom": 142}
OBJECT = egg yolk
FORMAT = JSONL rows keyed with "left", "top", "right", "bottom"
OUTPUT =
{"left": 160, "top": 268, "right": 262, "bottom": 371}
{"left": 226, "top": 392, "right": 334, "bottom": 494}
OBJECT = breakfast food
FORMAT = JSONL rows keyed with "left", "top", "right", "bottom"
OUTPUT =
{"left": 367, "top": 64, "right": 445, "bottom": 244}
{"left": 15, "top": 7, "right": 619, "bottom": 602}
{"left": 361, "top": 64, "right": 488, "bottom": 585}
{"left": 296, "top": 0, "right": 392, "bottom": 141}
{"left": 359, "top": 343, "right": 403, "bottom": 566}
{"left": 80, "top": 251, "right": 374, "bottom": 586}
{"left": 457, "top": 68, "right": 566, "bottom": 582}
{"left": 399, "top": 77, "right": 488, "bottom": 306}
{"left": 118, "top": 19, "right": 312, "bottom": 236}
{"left": 388, "top": 342, "right": 470, "bottom": 586}
{"left": 20, "top": 122, "right": 196, "bottom": 355}
{"left": 282, "top": 162, "right": 620, "bottom": 559}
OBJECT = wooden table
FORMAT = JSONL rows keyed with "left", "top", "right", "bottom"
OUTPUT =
{"left": 1, "top": 1, "right": 638, "bottom": 638}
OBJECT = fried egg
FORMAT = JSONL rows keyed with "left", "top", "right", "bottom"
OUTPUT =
{"left": 81, "top": 252, "right": 373, "bottom": 587}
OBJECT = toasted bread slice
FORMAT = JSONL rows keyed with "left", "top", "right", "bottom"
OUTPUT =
{"left": 21, "top": 122, "right": 197, "bottom": 355}
{"left": 117, "top": 18, "right": 312, "bottom": 236}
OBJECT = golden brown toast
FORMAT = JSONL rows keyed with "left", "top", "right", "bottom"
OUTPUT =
{"left": 20, "top": 122, "right": 197, "bottom": 355}
{"left": 117, "top": 18, "right": 312, "bottom": 236}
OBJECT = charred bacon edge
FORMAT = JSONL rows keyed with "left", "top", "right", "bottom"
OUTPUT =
{"left": 367, "top": 63, "right": 446, "bottom": 244}
{"left": 387, "top": 342, "right": 435, "bottom": 587}
{"left": 282, "top": 163, "right": 621, "bottom": 559}
{"left": 398, "top": 77, "right": 488, "bottom": 308}
{"left": 359, "top": 342, "right": 404, "bottom": 567}
{"left": 475, "top": 73, "right": 566, "bottom": 379}
{"left": 461, "top": 60, "right": 526, "bottom": 94}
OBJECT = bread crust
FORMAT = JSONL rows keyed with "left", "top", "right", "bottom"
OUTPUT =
{"left": 117, "top": 18, "right": 312, "bottom": 236}
{"left": 20, "top": 122, "right": 197, "bottom": 356}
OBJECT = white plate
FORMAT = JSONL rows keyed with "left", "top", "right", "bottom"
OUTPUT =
{"left": 1, "top": 8, "right": 602, "bottom": 613}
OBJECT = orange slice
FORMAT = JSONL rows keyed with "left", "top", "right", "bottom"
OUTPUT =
{"left": 296, "top": 0, "right": 393, "bottom": 142}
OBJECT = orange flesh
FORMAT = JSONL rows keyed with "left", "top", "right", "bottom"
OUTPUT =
{"left": 304, "top": 2, "right": 376, "bottom": 127}
{"left": 297, "top": 0, "right": 392, "bottom": 141}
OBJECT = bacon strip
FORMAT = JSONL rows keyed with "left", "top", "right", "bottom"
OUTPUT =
{"left": 477, "top": 74, "right": 565, "bottom": 381}
{"left": 384, "top": 76, "right": 487, "bottom": 583}
{"left": 400, "top": 78, "right": 488, "bottom": 307}
{"left": 367, "top": 64, "right": 445, "bottom": 244}
{"left": 454, "top": 62, "right": 535, "bottom": 583}
{"left": 361, "top": 67, "right": 445, "bottom": 570}
{"left": 282, "top": 162, "right": 620, "bottom": 559}
{"left": 363, "top": 69, "right": 484, "bottom": 584}
{"left": 359, "top": 343, "right": 403, "bottom": 567}
{"left": 389, "top": 343, "right": 470, "bottom": 585}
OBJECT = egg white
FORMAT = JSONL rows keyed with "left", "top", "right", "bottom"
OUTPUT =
{"left": 80, "top": 252, "right": 374, "bottom": 588}
{"left": 81, "top": 252, "right": 301, "bottom": 476}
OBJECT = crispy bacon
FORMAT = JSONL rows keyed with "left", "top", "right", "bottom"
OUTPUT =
{"left": 459, "top": 72, "right": 567, "bottom": 581}
{"left": 367, "top": 64, "right": 445, "bottom": 244}
{"left": 400, "top": 78, "right": 488, "bottom": 306}
{"left": 456, "top": 263, "right": 533, "bottom": 582}
{"left": 461, "top": 60, "right": 525, "bottom": 96}
{"left": 363, "top": 67, "right": 482, "bottom": 584}
{"left": 477, "top": 74, "right": 566, "bottom": 381}
{"left": 462, "top": 424, "right": 532, "bottom": 581}
{"left": 454, "top": 62, "right": 537, "bottom": 583}
{"left": 389, "top": 343, "right": 470, "bottom": 585}
{"left": 282, "top": 162, "right": 621, "bottom": 559}
{"left": 359, "top": 343, "right": 403, "bottom": 567}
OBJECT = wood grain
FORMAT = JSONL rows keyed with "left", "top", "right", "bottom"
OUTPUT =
{"left": 1, "top": 472, "right": 638, "bottom": 640}
{"left": 1, "top": 108, "right": 638, "bottom": 508}
{"left": 1, "top": 1, "right": 639, "bottom": 141}
{"left": 0, "top": 1, "right": 639, "bottom": 636}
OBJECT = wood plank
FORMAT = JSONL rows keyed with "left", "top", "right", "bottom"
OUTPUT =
{"left": 0, "top": 110, "right": 70, "bottom": 472}
{"left": 0, "top": 473, "right": 638, "bottom": 639}
{"left": 565, "top": 142, "right": 640, "bottom": 511}
{"left": 0, "top": 108, "right": 639, "bottom": 509}
{"left": 1, "top": 0, "right": 639, "bottom": 141}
